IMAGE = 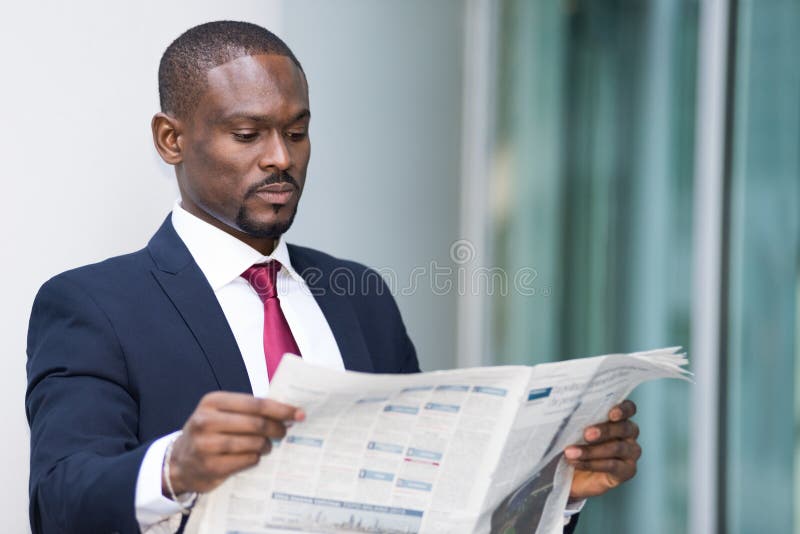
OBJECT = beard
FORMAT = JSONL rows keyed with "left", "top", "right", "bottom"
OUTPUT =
{"left": 236, "top": 170, "right": 302, "bottom": 238}
{"left": 235, "top": 202, "right": 298, "bottom": 239}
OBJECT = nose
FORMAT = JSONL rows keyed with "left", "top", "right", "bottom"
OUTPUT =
{"left": 258, "top": 129, "right": 291, "bottom": 171}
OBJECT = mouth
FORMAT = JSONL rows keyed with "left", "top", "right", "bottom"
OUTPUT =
{"left": 254, "top": 183, "right": 297, "bottom": 205}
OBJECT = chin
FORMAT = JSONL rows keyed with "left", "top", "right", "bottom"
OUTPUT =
{"left": 236, "top": 206, "right": 297, "bottom": 239}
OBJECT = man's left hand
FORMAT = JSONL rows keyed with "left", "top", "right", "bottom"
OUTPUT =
{"left": 564, "top": 400, "right": 641, "bottom": 499}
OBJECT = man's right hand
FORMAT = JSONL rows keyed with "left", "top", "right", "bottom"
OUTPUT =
{"left": 163, "top": 391, "right": 304, "bottom": 496}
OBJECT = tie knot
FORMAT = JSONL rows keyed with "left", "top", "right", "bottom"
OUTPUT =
{"left": 241, "top": 261, "right": 282, "bottom": 301}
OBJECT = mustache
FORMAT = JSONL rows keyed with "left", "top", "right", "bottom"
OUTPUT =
{"left": 246, "top": 171, "right": 300, "bottom": 196}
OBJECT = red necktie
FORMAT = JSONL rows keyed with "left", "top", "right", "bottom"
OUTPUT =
{"left": 241, "top": 261, "right": 301, "bottom": 381}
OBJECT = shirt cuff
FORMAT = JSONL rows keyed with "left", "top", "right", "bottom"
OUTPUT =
{"left": 135, "top": 430, "right": 193, "bottom": 532}
{"left": 563, "top": 498, "right": 586, "bottom": 525}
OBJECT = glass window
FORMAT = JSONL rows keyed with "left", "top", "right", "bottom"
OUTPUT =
{"left": 723, "top": 1, "right": 800, "bottom": 532}
{"left": 490, "top": 1, "right": 699, "bottom": 532}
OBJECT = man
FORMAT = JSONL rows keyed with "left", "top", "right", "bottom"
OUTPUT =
{"left": 26, "top": 21, "right": 641, "bottom": 533}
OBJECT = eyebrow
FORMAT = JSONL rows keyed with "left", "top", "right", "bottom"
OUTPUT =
{"left": 216, "top": 109, "right": 311, "bottom": 126}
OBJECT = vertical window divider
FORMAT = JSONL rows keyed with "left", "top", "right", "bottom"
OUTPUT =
{"left": 689, "top": 1, "right": 733, "bottom": 534}
{"left": 456, "top": 0, "right": 499, "bottom": 369}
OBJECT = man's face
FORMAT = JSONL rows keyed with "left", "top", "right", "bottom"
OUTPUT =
{"left": 176, "top": 54, "right": 310, "bottom": 240}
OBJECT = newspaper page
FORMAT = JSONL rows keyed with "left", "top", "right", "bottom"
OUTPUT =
{"left": 477, "top": 348, "right": 689, "bottom": 534}
{"left": 185, "top": 348, "right": 689, "bottom": 534}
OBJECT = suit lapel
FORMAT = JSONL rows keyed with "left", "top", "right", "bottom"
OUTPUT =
{"left": 147, "top": 216, "right": 252, "bottom": 394}
{"left": 289, "top": 246, "right": 374, "bottom": 373}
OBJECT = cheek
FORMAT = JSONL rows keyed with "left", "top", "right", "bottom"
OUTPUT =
{"left": 290, "top": 143, "right": 311, "bottom": 185}
{"left": 189, "top": 139, "right": 252, "bottom": 191}
{"left": 194, "top": 137, "right": 242, "bottom": 173}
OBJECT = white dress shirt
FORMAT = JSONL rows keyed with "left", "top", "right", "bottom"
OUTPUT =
{"left": 135, "top": 201, "right": 344, "bottom": 532}
{"left": 134, "top": 202, "right": 584, "bottom": 532}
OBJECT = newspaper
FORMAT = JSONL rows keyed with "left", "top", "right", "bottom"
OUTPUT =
{"left": 185, "top": 347, "right": 689, "bottom": 534}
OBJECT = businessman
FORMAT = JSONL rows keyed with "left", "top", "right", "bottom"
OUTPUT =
{"left": 26, "top": 21, "right": 641, "bottom": 533}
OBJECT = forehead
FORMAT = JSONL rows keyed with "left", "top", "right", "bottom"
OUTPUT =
{"left": 198, "top": 54, "right": 308, "bottom": 123}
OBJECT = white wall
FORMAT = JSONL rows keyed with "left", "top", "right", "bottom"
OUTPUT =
{"left": 0, "top": 1, "right": 463, "bottom": 531}
{"left": 282, "top": 0, "right": 464, "bottom": 373}
{"left": 0, "top": 2, "right": 283, "bottom": 531}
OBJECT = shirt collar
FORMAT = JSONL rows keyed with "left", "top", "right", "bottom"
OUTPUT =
{"left": 170, "top": 200, "right": 306, "bottom": 291}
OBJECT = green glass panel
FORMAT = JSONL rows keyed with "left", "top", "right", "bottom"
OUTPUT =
{"left": 724, "top": 1, "right": 800, "bottom": 532}
{"left": 491, "top": 1, "right": 698, "bottom": 532}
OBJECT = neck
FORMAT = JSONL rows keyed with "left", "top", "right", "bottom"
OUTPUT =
{"left": 233, "top": 232, "right": 277, "bottom": 256}
{"left": 179, "top": 199, "right": 277, "bottom": 256}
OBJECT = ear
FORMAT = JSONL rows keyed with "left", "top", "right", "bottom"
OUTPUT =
{"left": 151, "top": 112, "right": 184, "bottom": 165}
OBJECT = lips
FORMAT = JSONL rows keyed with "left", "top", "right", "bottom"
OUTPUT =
{"left": 255, "top": 183, "right": 296, "bottom": 205}
{"left": 258, "top": 183, "right": 295, "bottom": 193}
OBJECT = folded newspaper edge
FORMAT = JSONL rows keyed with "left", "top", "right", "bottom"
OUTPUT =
{"left": 184, "top": 347, "right": 690, "bottom": 534}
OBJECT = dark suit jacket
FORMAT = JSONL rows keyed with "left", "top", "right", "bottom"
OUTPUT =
{"left": 26, "top": 216, "right": 419, "bottom": 533}
{"left": 26, "top": 215, "right": 579, "bottom": 534}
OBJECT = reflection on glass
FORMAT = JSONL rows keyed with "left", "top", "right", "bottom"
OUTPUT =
{"left": 490, "top": 1, "right": 698, "bottom": 532}
{"left": 724, "top": 1, "right": 800, "bottom": 532}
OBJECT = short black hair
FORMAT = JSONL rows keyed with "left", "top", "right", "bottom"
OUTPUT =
{"left": 158, "top": 20, "right": 303, "bottom": 119}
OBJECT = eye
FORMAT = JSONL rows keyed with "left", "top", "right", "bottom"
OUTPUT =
{"left": 286, "top": 131, "right": 308, "bottom": 142}
{"left": 232, "top": 132, "right": 259, "bottom": 142}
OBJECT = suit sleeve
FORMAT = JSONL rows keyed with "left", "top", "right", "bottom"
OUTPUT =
{"left": 26, "top": 275, "right": 148, "bottom": 534}
{"left": 565, "top": 513, "right": 580, "bottom": 534}
{"left": 368, "top": 267, "right": 420, "bottom": 374}
{"left": 396, "top": 321, "right": 420, "bottom": 373}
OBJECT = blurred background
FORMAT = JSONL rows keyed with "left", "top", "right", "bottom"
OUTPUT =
{"left": 0, "top": 0, "right": 797, "bottom": 533}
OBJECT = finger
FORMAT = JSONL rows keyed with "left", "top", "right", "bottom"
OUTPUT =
{"left": 253, "top": 398, "right": 305, "bottom": 422}
{"left": 583, "top": 419, "right": 639, "bottom": 443}
{"left": 188, "top": 410, "right": 289, "bottom": 439}
{"left": 201, "top": 391, "right": 264, "bottom": 412}
{"left": 200, "top": 452, "right": 264, "bottom": 480}
{"left": 564, "top": 439, "right": 641, "bottom": 462}
{"left": 570, "top": 458, "right": 637, "bottom": 483}
{"left": 609, "top": 400, "right": 637, "bottom": 422}
{"left": 201, "top": 392, "right": 303, "bottom": 421}
{"left": 194, "top": 434, "right": 271, "bottom": 455}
